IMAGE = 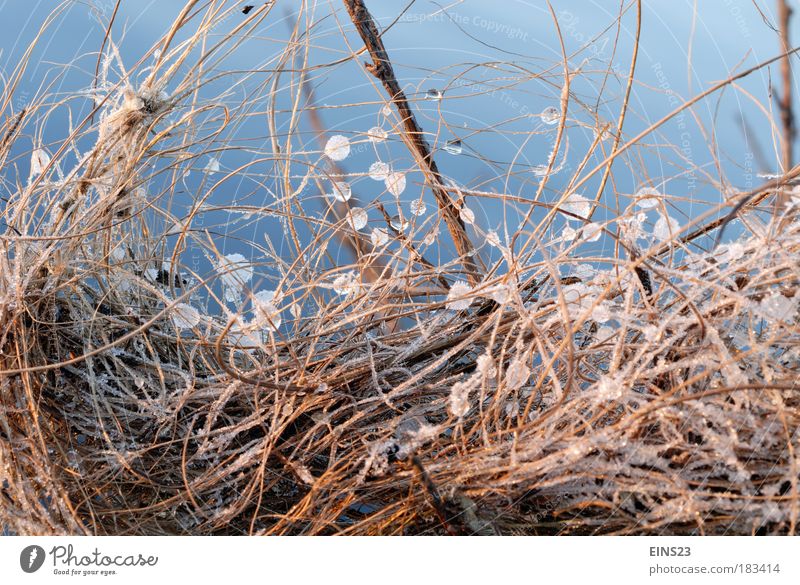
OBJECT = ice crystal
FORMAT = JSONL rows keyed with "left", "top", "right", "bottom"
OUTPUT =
{"left": 324, "top": 135, "right": 351, "bottom": 161}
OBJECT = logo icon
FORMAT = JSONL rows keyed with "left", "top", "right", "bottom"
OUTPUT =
{"left": 20, "top": 545, "right": 46, "bottom": 573}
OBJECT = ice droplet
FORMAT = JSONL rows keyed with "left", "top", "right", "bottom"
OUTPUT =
{"left": 540, "top": 106, "right": 560, "bottom": 125}
{"left": 425, "top": 88, "right": 443, "bottom": 101}
{"left": 483, "top": 283, "right": 511, "bottom": 304}
{"left": 385, "top": 172, "right": 407, "bottom": 196}
{"left": 423, "top": 226, "right": 439, "bottom": 245}
{"left": 443, "top": 139, "right": 462, "bottom": 155}
{"left": 595, "top": 374, "right": 624, "bottom": 400}
{"left": 446, "top": 281, "right": 473, "bottom": 311}
{"left": 347, "top": 206, "right": 368, "bottom": 230}
{"left": 204, "top": 157, "right": 220, "bottom": 173}
{"left": 389, "top": 215, "right": 408, "bottom": 232}
{"left": 172, "top": 303, "right": 200, "bottom": 329}
{"left": 505, "top": 357, "right": 531, "bottom": 389}
{"left": 381, "top": 104, "right": 392, "bottom": 117}
{"left": 367, "top": 126, "right": 388, "bottom": 143}
{"left": 332, "top": 272, "right": 359, "bottom": 296}
{"left": 722, "top": 241, "right": 745, "bottom": 263}
{"left": 370, "top": 227, "right": 389, "bottom": 247}
{"left": 758, "top": 291, "right": 796, "bottom": 321}
{"left": 460, "top": 205, "right": 475, "bottom": 225}
{"left": 252, "top": 290, "right": 282, "bottom": 331}
{"left": 329, "top": 181, "right": 352, "bottom": 202}
{"left": 324, "top": 135, "right": 351, "bottom": 161}
{"left": 110, "top": 245, "right": 126, "bottom": 262}
{"left": 410, "top": 199, "right": 427, "bottom": 216}
{"left": 591, "top": 302, "right": 613, "bottom": 323}
{"left": 581, "top": 222, "right": 603, "bottom": 242}
{"left": 368, "top": 161, "right": 390, "bottom": 181}
{"left": 635, "top": 186, "right": 661, "bottom": 209}
{"left": 218, "top": 253, "right": 253, "bottom": 290}
{"left": 30, "top": 148, "right": 51, "bottom": 179}
{"left": 653, "top": 214, "right": 680, "bottom": 241}
{"left": 560, "top": 193, "right": 591, "bottom": 220}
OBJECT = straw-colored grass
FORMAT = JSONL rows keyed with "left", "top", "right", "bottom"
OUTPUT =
{"left": 1, "top": 1, "right": 799, "bottom": 535}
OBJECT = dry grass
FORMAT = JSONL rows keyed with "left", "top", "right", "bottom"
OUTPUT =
{"left": 1, "top": 0, "right": 799, "bottom": 535}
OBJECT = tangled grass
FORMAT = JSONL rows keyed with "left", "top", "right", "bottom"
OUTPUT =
{"left": 1, "top": 1, "right": 799, "bottom": 535}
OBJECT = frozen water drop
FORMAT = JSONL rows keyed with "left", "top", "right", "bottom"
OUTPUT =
{"left": 347, "top": 206, "right": 368, "bottom": 230}
{"left": 425, "top": 88, "right": 443, "bottom": 101}
{"left": 172, "top": 303, "right": 200, "bottom": 329}
{"left": 653, "top": 214, "right": 680, "bottom": 241}
{"left": 252, "top": 290, "right": 282, "bottom": 331}
{"left": 204, "top": 157, "right": 220, "bottom": 173}
{"left": 635, "top": 187, "right": 661, "bottom": 209}
{"left": 110, "top": 245, "right": 126, "bottom": 262}
{"left": 540, "top": 106, "right": 560, "bottom": 125}
{"left": 560, "top": 193, "right": 591, "bottom": 220}
{"left": 30, "top": 148, "right": 51, "bottom": 179}
{"left": 410, "top": 199, "right": 427, "bottom": 216}
{"left": 485, "top": 283, "right": 511, "bottom": 304}
{"left": 726, "top": 242, "right": 745, "bottom": 262}
{"left": 389, "top": 215, "right": 408, "bottom": 232}
{"left": 446, "top": 281, "right": 474, "bottom": 311}
{"left": 758, "top": 291, "right": 796, "bottom": 321}
{"left": 332, "top": 271, "right": 359, "bottom": 296}
{"left": 443, "top": 139, "right": 462, "bottom": 155}
{"left": 367, "top": 126, "right": 388, "bottom": 143}
{"left": 581, "top": 222, "right": 603, "bottom": 242}
{"left": 368, "top": 161, "right": 390, "bottom": 181}
{"left": 385, "top": 172, "right": 406, "bottom": 196}
{"left": 381, "top": 104, "right": 392, "bottom": 117}
{"left": 218, "top": 253, "right": 253, "bottom": 290}
{"left": 423, "top": 226, "right": 439, "bottom": 245}
{"left": 324, "top": 134, "right": 351, "bottom": 161}
{"left": 460, "top": 206, "right": 475, "bottom": 225}
{"left": 329, "top": 181, "right": 352, "bottom": 202}
{"left": 505, "top": 357, "right": 531, "bottom": 390}
{"left": 371, "top": 227, "right": 389, "bottom": 247}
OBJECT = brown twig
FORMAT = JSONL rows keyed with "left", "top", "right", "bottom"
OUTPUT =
{"left": 778, "top": 0, "right": 795, "bottom": 181}
{"left": 342, "top": 0, "right": 483, "bottom": 286}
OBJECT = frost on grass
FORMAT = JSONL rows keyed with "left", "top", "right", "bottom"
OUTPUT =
{"left": 504, "top": 356, "right": 530, "bottom": 390}
{"left": 172, "top": 303, "right": 201, "bottom": 329}
{"left": 446, "top": 281, "right": 473, "bottom": 311}
{"left": 332, "top": 271, "right": 359, "bottom": 296}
